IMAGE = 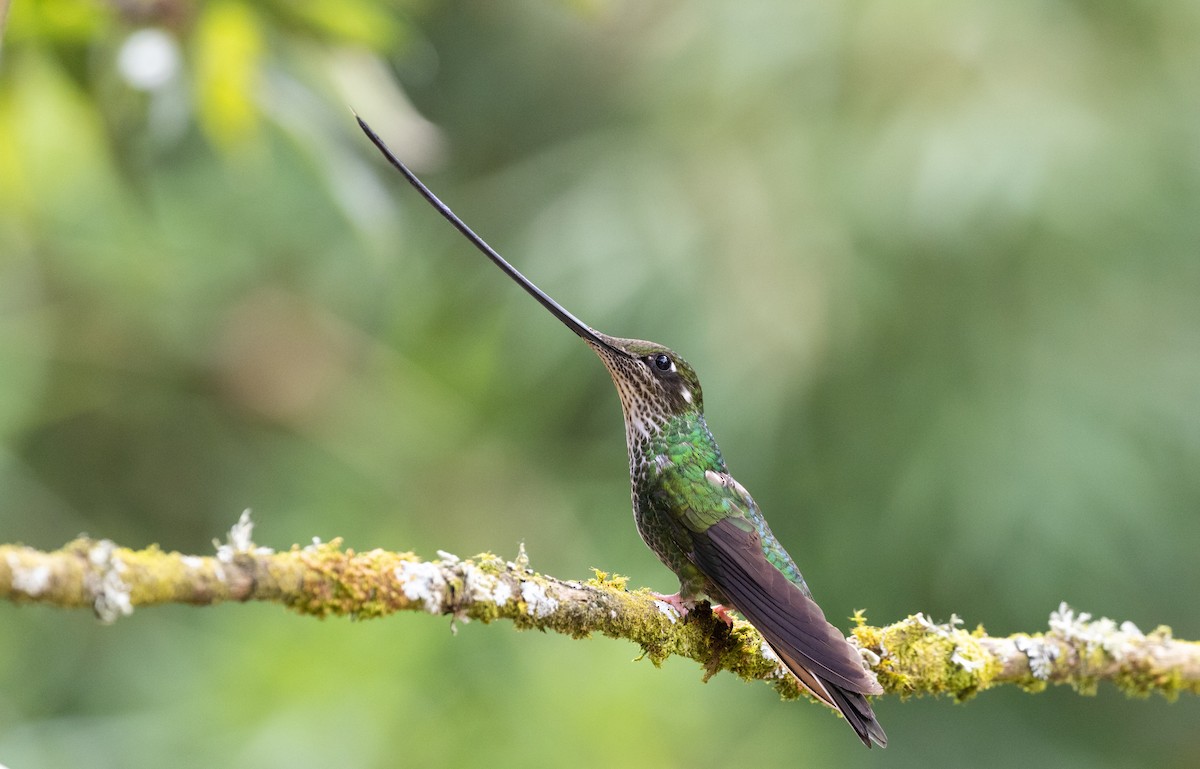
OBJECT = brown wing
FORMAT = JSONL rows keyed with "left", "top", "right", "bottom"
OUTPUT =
{"left": 691, "top": 517, "right": 887, "bottom": 747}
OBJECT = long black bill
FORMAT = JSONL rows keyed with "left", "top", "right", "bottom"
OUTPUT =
{"left": 356, "top": 114, "right": 629, "bottom": 359}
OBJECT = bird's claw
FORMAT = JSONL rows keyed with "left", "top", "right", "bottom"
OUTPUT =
{"left": 651, "top": 592, "right": 692, "bottom": 618}
{"left": 709, "top": 604, "right": 736, "bottom": 627}
{"left": 651, "top": 593, "right": 736, "bottom": 627}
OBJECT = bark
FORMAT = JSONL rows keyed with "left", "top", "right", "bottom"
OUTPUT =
{"left": 3, "top": 512, "right": 1196, "bottom": 703}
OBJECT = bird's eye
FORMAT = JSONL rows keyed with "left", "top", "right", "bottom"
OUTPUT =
{"left": 653, "top": 354, "right": 672, "bottom": 371}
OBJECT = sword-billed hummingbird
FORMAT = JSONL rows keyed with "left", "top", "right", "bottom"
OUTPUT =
{"left": 357, "top": 116, "right": 887, "bottom": 748}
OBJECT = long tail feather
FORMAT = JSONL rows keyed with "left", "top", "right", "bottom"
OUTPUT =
{"left": 692, "top": 518, "right": 887, "bottom": 747}
{"left": 824, "top": 680, "right": 889, "bottom": 748}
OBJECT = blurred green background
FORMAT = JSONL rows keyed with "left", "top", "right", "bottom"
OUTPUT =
{"left": 2, "top": 0, "right": 1198, "bottom": 766}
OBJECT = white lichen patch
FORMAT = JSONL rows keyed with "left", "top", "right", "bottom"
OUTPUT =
{"left": 88, "top": 539, "right": 113, "bottom": 568}
{"left": 1049, "top": 602, "right": 1087, "bottom": 639}
{"left": 181, "top": 556, "right": 205, "bottom": 570}
{"left": 913, "top": 612, "right": 987, "bottom": 672}
{"left": 395, "top": 560, "right": 447, "bottom": 614}
{"left": 520, "top": 581, "right": 559, "bottom": 618}
{"left": 214, "top": 510, "right": 274, "bottom": 562}
{"left": 847, "top": 634, "right": 882, "bottom": 667}
{"left": 490, "top": 581, "right": 514, "bottom": 607}
{"left": 1015, "top": 636, "right": 1059, "bottom": 680}
{"left": 1048, "top": 602, "right": 1144, "bottom": 660}
{"left": 951, "top": 649, "right": 986, "bottom": 672}
{"left": 914, "top": 611, "right": 964, "bottom": 634}
{"left": 7, "top": 554, "right": 51, "bottom": 597}
{"left": 652, "top": 599, "right": 680, "bottom": 623}
{"left": 462, "top": 563, "right": 513, "bottom": 606}
{"left": 87, "top": 539, "right": 133, "bottom": 623}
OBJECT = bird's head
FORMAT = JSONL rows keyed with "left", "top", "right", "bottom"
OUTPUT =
{"left": 584, "top": 333, "right": 705, "bottom": 440}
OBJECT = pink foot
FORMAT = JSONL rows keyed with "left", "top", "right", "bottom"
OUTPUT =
{"left": 651, "top": 591, "right": 692, "bottom": 618}
{"left": 709, "top": 604, "right": 736, "bottom": 627}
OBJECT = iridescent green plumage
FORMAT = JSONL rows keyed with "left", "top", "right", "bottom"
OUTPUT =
{"left": 358, "top": 116, "right": 886, "bottom": 748}
{"left": 583, "top": 333, "right": 886, "bottom": 747}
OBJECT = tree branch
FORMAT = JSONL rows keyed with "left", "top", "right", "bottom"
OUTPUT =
{"left": 3, "top": 513, "right": 1196, "bottom": 703}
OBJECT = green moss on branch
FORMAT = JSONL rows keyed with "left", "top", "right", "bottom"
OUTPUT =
{"left": 3, "top": 515, "right": 1197, "bottom": 704}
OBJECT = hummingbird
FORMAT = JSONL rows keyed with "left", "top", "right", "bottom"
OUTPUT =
{"left": 357, "top": 115, "right": 887, "bottom": 748}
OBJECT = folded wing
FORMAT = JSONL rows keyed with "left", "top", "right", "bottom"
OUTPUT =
{"left": 691, "top": 517, "right": 887, "bottom": 747}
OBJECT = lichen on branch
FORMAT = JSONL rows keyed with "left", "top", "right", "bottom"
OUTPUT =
{"left": 2, "top": 513, "right": 1197, "bottom": 704}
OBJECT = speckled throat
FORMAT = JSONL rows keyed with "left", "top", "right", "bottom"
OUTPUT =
{"left": 583, "top": 332, "right": 705, "bottom": 462}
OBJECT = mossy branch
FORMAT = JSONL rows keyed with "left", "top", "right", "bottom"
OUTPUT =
{"left": 2, "top": 513, "right": 1196, "bottom": 703}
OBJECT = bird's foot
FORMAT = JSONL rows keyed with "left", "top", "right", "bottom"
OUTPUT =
{"left": 650, "top": 591, "right": 692, "bottom": 619}
{"left": 649, "top": 594, "right": 736, "bottom": 626}
{"left": 709, "top": 604, "right": 736, "bottom": 627}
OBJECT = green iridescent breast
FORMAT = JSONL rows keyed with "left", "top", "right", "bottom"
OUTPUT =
{"left": 628, "top": 413, "right": 812, "bottom": 599}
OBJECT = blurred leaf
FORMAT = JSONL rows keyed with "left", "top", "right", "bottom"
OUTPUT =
{"left": 266, "top": 0, "right": 404, "bottom": 49}
{"left": 193, "top": 1, "right": 264, "bottom": 148}
{"left": 5, "top": 0, "right": 109, "bottom": 44}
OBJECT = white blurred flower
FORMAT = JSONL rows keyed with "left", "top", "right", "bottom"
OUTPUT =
{"left": 117, "top": 28, "right": 180, "bottom": 91}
